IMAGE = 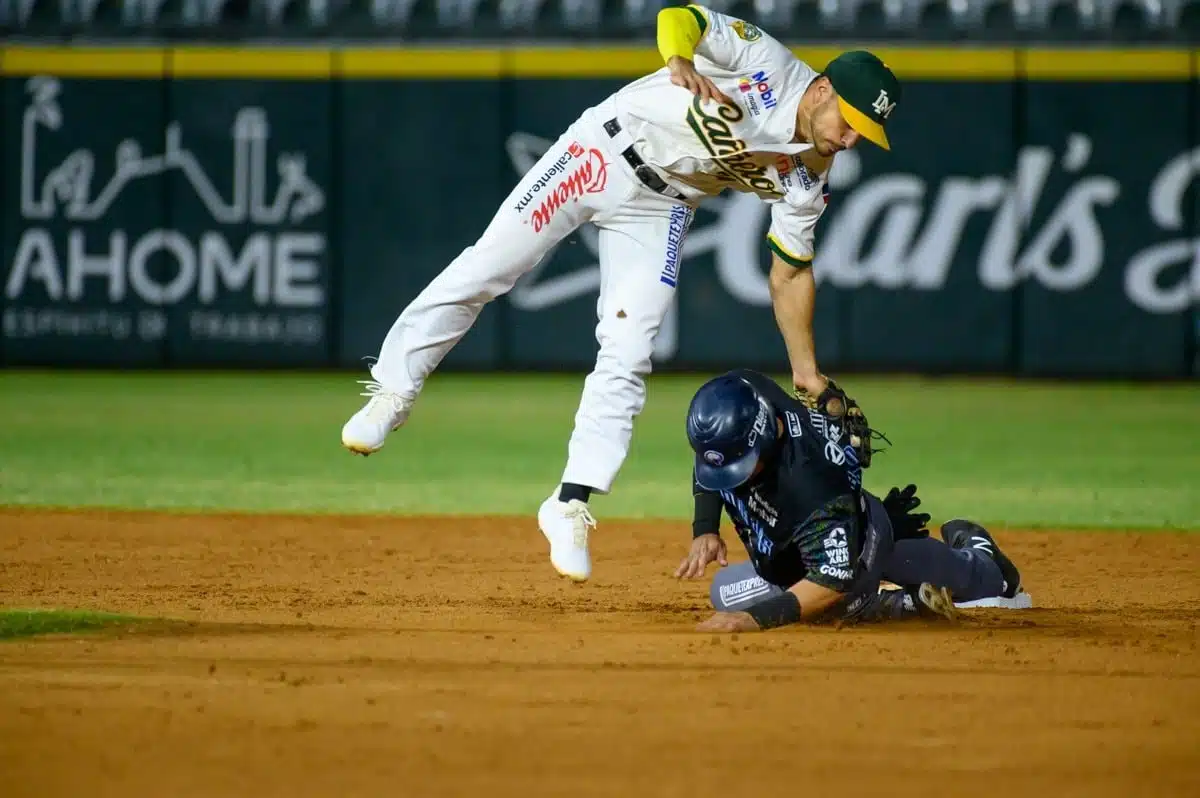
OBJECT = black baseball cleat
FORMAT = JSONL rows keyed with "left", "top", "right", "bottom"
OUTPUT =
{"left": 940, "top": 520, "right": 1033, "bottom": 609}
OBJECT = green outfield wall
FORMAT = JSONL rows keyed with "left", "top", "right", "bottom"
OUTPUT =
{"left": 2, "top": 45, "right": 1197, "bottom": 376}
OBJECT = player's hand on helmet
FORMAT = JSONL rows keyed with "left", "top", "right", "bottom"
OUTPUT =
{"left": 667, "top": 56, "right": 733, "bottom": 107}
{"left": 882, "top": 484, "right": 931, "bottom": 540}
{"left": 697, "top": 610, "right": 760, "bottom": 633}
{"left": 675, "top": 533, "right": 728, "bottom": 579}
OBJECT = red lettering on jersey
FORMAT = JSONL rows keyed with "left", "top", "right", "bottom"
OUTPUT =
{"left": 531, "top": 148, "right": 609, "bottom": 233}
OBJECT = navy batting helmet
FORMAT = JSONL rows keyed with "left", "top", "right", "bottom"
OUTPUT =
{"left": 686, "top": 374, "right": 779, "bottom": 492}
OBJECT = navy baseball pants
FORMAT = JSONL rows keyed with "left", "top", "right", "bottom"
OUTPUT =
{"left": 709, "top": 492, "right": 1005, "bottom": 622}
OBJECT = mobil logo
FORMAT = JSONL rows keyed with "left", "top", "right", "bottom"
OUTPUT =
{"left": 738, "top": 71, "right": 777, "bottom": 111}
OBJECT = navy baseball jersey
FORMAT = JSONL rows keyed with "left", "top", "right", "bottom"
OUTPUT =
{"left": 694, "top": 369, "right": 868, "bottom": 592}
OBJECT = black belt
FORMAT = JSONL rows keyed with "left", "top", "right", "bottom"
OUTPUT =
{"left": 603, "top": 118, "right": 685, "bottom": 200}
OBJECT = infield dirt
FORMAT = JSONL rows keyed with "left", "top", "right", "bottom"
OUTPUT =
{"left": 1, "top": 508, "right": 1198, "bottom": 797}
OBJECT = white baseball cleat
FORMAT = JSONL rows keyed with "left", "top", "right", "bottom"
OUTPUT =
{"left": 340, "top": 380, "right": 413, "bottom": 456}
{"left": 537, "top": 493, "right": 594, "bottom": 582}
{"left": 952, "top": 593, "right": 1034, "bottom": 610}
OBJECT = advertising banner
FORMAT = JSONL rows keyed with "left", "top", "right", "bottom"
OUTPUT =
{"left": 163, "top": 78, "right": 334, "bottom": 366}
{"left": 2, "top": 45, "right": 1195, "bottom": 378}
{"left": 816, "top": 81, "right": 1018, "bottom": 371}
{"left": 2, "top": 75, "right": 170, "bottom": 365}
{"left": 1, "top": 72, "right": 336, "bottom": 367}
{"left": 1017, "top": 81, "right": 1194, "bottom": 377}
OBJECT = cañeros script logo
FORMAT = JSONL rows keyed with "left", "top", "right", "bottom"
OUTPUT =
{"left": 685, "top": 97, "right": 779, "bottom": 196}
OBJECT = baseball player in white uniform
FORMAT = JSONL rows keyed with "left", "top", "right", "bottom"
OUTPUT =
{"left": 341, "top": 4, "right": 902, "bottom": 582}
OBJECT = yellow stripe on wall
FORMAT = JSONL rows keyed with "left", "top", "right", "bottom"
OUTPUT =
{"left": 171, "top": 47, "right": 332, "bottom": 79}
{"left": 0, "top": 45, "right": 1196, "bottom": 81}
{"left": 507, "top": 47, "right": 665, "bottom": 78}
{"left": 794, "top": 47, "right": 1019, "bottom": 80}
{"left": 1024, "top": 49, "right": 1192, "bottom": 79}
{"left": 1, "top": 47, "right": 166, "bottom": 77}
{"left": 341, "top": 48, "right": 505, "bottom": 78}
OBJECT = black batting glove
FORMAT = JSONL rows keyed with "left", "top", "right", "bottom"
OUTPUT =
{"left": 882, "top": 484, "right": 931, "bottom": 540}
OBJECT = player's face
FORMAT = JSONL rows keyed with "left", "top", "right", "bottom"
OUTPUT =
{"left": 809, "top": 94, "right": 862, "bottom": 157}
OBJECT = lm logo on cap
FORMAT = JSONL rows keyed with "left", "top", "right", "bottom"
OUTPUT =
{"left": 871, "top": 89, "right": 896, "bottom": 120}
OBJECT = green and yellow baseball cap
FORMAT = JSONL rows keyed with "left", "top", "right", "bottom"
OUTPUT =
{"left": 825, "top": 50, "right": 901, "bottom": 151}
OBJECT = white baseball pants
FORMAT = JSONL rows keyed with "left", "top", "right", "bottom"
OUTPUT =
{"left": 368, "top": 100, "right": 697, "bottom": 494}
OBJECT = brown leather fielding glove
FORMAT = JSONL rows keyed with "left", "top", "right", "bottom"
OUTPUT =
{"left": 794, "top": 378, "right": 881, "bottom": 468}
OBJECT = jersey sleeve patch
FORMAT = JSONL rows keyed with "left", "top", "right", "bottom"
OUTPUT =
{"left": 804, "top": 525, "right": 856, "bottom": 590}
{"left": 784, "top": 410, "right": 804, "bottom": 438}
{"left": 791, "top": 497, "right": 862, "bottom": 593}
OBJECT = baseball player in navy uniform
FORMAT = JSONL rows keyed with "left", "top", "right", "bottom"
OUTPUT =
{"left": 675, "top": 369, "right": 1031, "bottom": 633}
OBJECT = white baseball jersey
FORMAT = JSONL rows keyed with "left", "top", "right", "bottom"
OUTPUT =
{"left": 611, "top": 5, "right": 831, "bottom": 264}
{"left": 359, "top": 6, "right": 834, "bottom": 501}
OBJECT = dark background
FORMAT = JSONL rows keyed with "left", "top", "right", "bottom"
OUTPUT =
{"left": 2, "top": 6, "right": 1197, "bottom": 378}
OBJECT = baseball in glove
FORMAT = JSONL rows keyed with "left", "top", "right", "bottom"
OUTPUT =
{"left": 793, "top": 377, "right": 889, "bottom": 468}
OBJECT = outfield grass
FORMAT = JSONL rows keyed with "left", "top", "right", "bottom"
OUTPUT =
{"left": 0, "top": 370, "right": 1196, "bottom": 529}
{"left": 0, "top": 609, "right": 148, "bottom": 640}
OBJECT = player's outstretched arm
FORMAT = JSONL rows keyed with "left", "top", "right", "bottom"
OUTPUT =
{"left": 768, "top": 252, "right": 826, "bottom": 397}
{"left": 697, "top": 579, "right": 843, "bottom": 633}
